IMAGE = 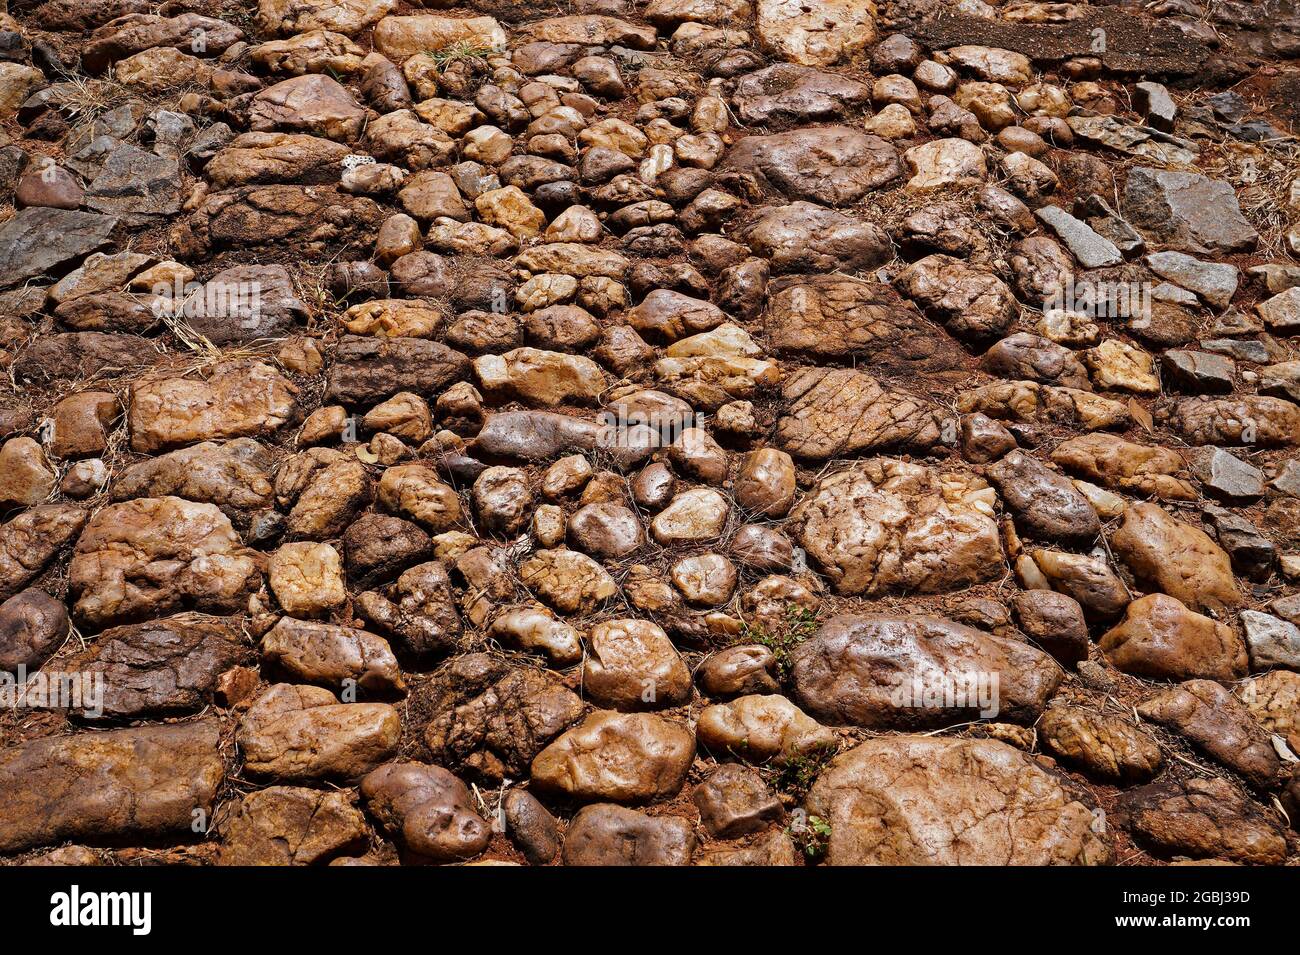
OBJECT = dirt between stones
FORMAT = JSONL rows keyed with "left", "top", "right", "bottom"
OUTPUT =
{"left": 0, "top": 0, "right": 1298, "bottom": 868}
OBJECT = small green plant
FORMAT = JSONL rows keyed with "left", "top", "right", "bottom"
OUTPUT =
{"left": 787, "top": 812, "right": 833, "bottom": 860}
{"left": 424, "top": 41, "right": 496, "bottom": 71}
{"left": 773, "top": 743, "right": 837, "bottom": 801}
{"left": 738, "top": 603, "right": 820, "bottom": 678}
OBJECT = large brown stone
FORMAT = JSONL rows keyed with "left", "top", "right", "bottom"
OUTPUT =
{"left": 1239, "top": 670, "right": 1300, "bottom": 754}
{"left": 562, "top": 804, "right": 696, "bottom": 866}
{"left": 0, "top": 720, "right": 224, "bottom": 852}
{"left": 735, "top": 202, "right": 892, "bottom": 274}
{"left": 519, "top": 15, "right": 653, "bottom": 49}
{"left": 804, "top": 736, "right": 1111, "bottom": 865}
{"left": 474, "top": 347, "right": 607, "bottom": 406}
{"left": 13, "top": 333, "right": 154, "bottom": 383}
{"left": 1111, "top": 503, "right": 1242, "bottom": 614}
{"left": 792, "top": 460, "right": 1002, "bottom": 596}
{"left": 206, "top": 132, "right": 352, "bottom": 189}
{"left": 790, "top": 614, "right": 1062, "bottom": 729}
{"left": 1138, "top": 680, "right": 1281, "bottom": 789}
{"left": 895, "top": 254, "right": 1016, "bottom": 343}
{"left": 957, "top": 381, "right": 1130, "bottom": 431}
{"left": 519, "top": 548, "right": 618, "bottom": 616}
{"left": 0, "top": 505, "right": 86, "bottom": 601}
{"left": 83, "top": 13, "right": 242, "bottom": 74}
{"left": 261, "top": 617, "right": 405, "bottom": 696}
{"left": 696, "top": 694, "right": 836, "bottom": 763}
{"left": 0, "top": 437, "right": 55, "bottom": 509}
{"left": 764, "top": 275, "right": 964, "bottom": 372}
{"left": 128, "top": 362, "right": 298, "bottom": 453}
{"left": 218, "top": 786, "right": 368, "bottom": 866}
{"left": 68, "top": 497, "right": 263, "bottom": 629}
{"left": 1099, "top": 594, "right": 1247, "bottom": 682}
{"left": 986, "top": 450, "right": 1100, "bottom": 543}
{"left": 172, "top": 186, "right": 384, "bottom": 259}
{"left": 1050, "top": 433, "right": 1197, "bottom": 501}
{"left": 1039, "top": 705, "right": 1163, "bottom": 784}
{"left": 238, "top": 683, "right": 401, "bottom": 781}
{"left": 58, "top": 613, "right": 253, "bottom": 719}
{"left": 259, "top": 0, "right": 398, "bottom": 36}
{"left": 531, "top": 711, "right": 695, "bottom": 804}
{"left": 324, "top": 335, "right": 470, "bottom": 405}
{"left": 1162, "top": 396, "right": 1300, "bottom": 448}
{"left": 374, "top": 14, "right": 508, "bottom": 59}
{"left": 111, "top": 438, "right": 276, "bottom": 521}
{"left": 583, "top": 619, "right": 691, "bottom": 711}
{"left": 1118, "top": 776, "right": 1287, "bottom": 864}
{"left": 731, "top": 65, "right": 872, "bottom": 124}
{"left": 360, "top": 762, "right": 490, "bottom": 863}
{"left": 354, "top": 561, "right": 462, "bottom": 658}
{"left": 723, "top": 127, "right": 900, "bottom": 206}
{"left": 283, "top": 455, "right": 372, "bottom": 540}
{"left": 422, "top": 653, "right": 584, "bottom": 782}
{"left": 249, "top": 75, "right": 367, "bottom": 141}
{"left": 755, "top": 0, "right": 876, "bottom": 66}
{"left": 0, "top": 588, "right": 69, "bottom": 672}
{"left": 775, "top": 367, "right": 946, "bottom": 460}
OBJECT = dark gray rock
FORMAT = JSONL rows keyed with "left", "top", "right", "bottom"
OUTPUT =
{"left": 1123, "top": 167, "right": 1259, "bottom": 255}
{"left": 1161, "top": 350, "right": 1234, "bottom": 394}
{"left": 85, "top": 143, "right": 182, "bottom": 217}
{"left": 0, "top": 208, "right": 118, "bottom": 288}
{"left": 1204, "top": 505, "right": 1273, "bottom": 581}
{"left": 1193, "top": 448, "right": 1264, "bottom": 500}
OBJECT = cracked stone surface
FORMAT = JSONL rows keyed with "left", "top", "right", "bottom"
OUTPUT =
{"left": 0, "top": 0, "right": 1298, "bottom": 870}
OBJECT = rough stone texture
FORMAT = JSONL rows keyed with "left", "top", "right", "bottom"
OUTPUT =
{"left": 697, "top": 694, "right": 836, "bottom": 763}
{"left": 261, "top": 617, "right": 405, "bottom": 696}
{"left": 804, "top": 737, "right": 1111, "bottom": 865}
{"left": 1099, "top": 594, "right": 1247, "bottom": 682}
{"left": 0, "top": 208, "right": 118, "bottom": 289}
{"left": 1123, "top": 167, "right": 1259, "bottom": 255}
{"left": 1137, "top": 680, "right": 1281, "bottom": 789}
{"left": 325, "top": 335, "right": 470, "bottom": 405}
{"left": 218, "top": 787, "right": 368, "bottom": 866}
{"left": 563, "top": 804, "right": 696, "bottom": 866}
{"left": 583, "top": 618, "right": 691, "bottom": 711}
{"left": 421, "top": 653, "right": 584, "bottom": 782}
{"left": 755, "top": 0, "right": 877, "bottom": 66}
{"left": 790, "top": 614, "right": 1062, "bottom": 729}
{"left": 0, "top": 506, "right": 87, "bottom": 601}
{"left": 1039, "top": 706, "right": 1162, "bottom": 784}
{"left": 361, "top": 762, "right": 491, "bottom": 863}
{"left": 791, "top": 460, "right": 1001, "bottom": 596}
{"left": 765, "top": 275, "right": 964, "bottom": 372}
{"left": 128, "top": 362, "right": 298, "bottom": 453}
{"left": 68, "top": 497, "right": 262, "bottom": 630}
{"left": 723, "top": 128, "right": 899, "bottom": 206}
{"left": 0, "top": 588, "right": 69, "bottom": 672}
{"left": 736, "top": 202, "right": 892, "bottom": 274}
{"left": 986, "top": 450, "right": 1100, "bottom": 543}
{"left": 1050, "top": 434, "right": 1196, "bottom": 501}
{"left": 531, "top": 711, "right": 695, "bottom": 804}
{"left": 58, "top": 613, "right": 252, "bottom": 719}
{"left": 1111, "top": 503, "right": 1242, "bottom": 614}
{"left": 0, "top": 721, "right": 224, "bottom": 852}
{"left": 1119, "top": 777, "right": 1288, "bottom": 865}
{"left": 1, "top": 0, "right": 1296, "bottom": 870}
{"left": 238, "top": 684, "right": 401, "bottom": 781}
{"left": 111, "top": 439, "right": 276, "bottom": 521}
{"left": 693, "top": 764, "right": 783, "bottom": 838}
{"left": 776, "top": 368, "right": 945, "bottom": 460}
